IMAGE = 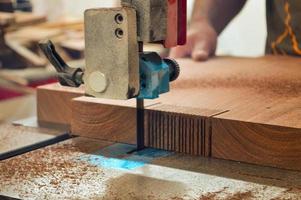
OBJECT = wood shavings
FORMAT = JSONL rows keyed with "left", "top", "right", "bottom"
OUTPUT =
{"left": 0, "top": 139, "right": 107, "bottom": 199}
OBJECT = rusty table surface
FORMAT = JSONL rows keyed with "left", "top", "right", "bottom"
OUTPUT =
{"left": 1, "top": 124, "right": 301, "bottom": 200}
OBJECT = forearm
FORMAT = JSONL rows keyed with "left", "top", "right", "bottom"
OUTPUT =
{"left": 192, "top": 0, "right": 247, "bottom": 34}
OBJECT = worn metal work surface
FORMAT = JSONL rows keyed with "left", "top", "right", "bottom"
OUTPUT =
{"left": 0, "top": 124, "right": 62, "bottom": 156}
{"left": 1, "top": 129, "right": 301, "bottom": 199}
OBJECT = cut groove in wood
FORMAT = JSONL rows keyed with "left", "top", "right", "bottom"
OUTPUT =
{"left": 145, "top": 110, "right": 209, "bottom": 156}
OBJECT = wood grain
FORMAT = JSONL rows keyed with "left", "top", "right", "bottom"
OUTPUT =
{"left": 212, "top": 119, "right": 301, "bottom": 171}
{"left": 37, "top": 83, "right": 84, "bottom": 129}
{"left": 144, "top": 104, "right": 217, "bottom": 156}
{"left": 37, "top": 56, "right": 301, "bottom": 170}
{"left": 71, "top": 96, "right": 218, "bottom": 155}
{"left": 167, "top": 56, "right": 301, "bottom": 123}
{"left": 71, "top": 97, "right": 138, "bottom": 144}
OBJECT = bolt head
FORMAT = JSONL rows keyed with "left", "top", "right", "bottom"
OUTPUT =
{"left": 88, "top": 71, "right": 107, "bottom": 93}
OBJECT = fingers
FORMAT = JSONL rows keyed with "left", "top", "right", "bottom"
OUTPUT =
{"left": 169, "top": 45, "right": 190, "bottom": 59}
{"left": 169, "top": 20, "right": 217, "bottom": 61}
{"left": 191, "top": 40, "right": 211, "bottom": 61}
{"left": 169, "top": 35, "right": 216, "bottom": 61}
{"left": 169, "top": 41, "right": 211, "bottom": 61}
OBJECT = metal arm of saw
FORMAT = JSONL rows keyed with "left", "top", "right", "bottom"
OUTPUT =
{"left": 38, "top": 40, "right": 84, "bottom": 88}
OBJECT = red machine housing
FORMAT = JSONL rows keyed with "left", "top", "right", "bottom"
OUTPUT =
{"left": 164, "top": 0, "right": 187, "bottom": 48}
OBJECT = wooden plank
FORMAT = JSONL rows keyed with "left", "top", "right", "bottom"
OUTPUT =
{"left": 71, "top": 96, "right": 218, "bottom": 155}
{"left": 4, "top": 27, "right": 61, "bottom": 67}
{"left": 5, "top": 39, "right": 47, "bottom": 67}
{"left": 165, "top": 56, "right": 301, "bottom": 124}
{"left": 12, "top": 12, "right": 46, "bottom": 28}
{"left": 71, "top": 97, "right": 139, "bottom": 144}
{"left": 212, "top": 119, "right": 301, "bottom": 171}
{"left": 171, "top": 56, "right": 301, "bottom": 169}
{"left": 0, "top": 12, "right": 46, "bottom": 28}
{"left": 0, "top": 12, "right": 15, "bottom": 26}
{"left": 37, "top": 56, "right": 301, "bottom": 170}
{"left": 36, "top": 20, "right": 83, "bottom": 30}
{"left": 37, "top": 83, "right": 84, "bottom": 129}
{"left": 6, "top": 27, "right": 62, "bottom": 43}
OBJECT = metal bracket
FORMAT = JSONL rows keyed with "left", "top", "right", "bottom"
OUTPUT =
{"left": 84, "top": 7, "right": 140, "bottom": 100}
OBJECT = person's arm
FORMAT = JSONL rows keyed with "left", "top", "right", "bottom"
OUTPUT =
{"left": 170, "top": 0, "right": 247, "bottom": 61}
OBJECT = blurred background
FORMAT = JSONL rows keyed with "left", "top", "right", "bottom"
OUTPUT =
{"left": 0, "top": 0, "right": 266, "bottom": 123}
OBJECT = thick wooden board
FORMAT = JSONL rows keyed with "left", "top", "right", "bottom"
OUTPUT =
{"left": 171, "top": 56, "right": 301, "bottom": 170}
{"left": 71, "top": 97, "right": 145, "bottom": 145}
{"left": 166, "top": 56, "right": 301, "bottom": 128}
{"left": 71, "top": 96, "right": 218, "bottom": 156}
{"left": 37, "top": 56, "right": 301, "bottom": 170}
{"left": 212, "top": 120, "right": 301, "bottom": 171}
{"left": 13, "top": 12, "right": 46, "bottom": 27}
{"left": 37, "top": 83, "right": 84, "bottom": 129}
{"left": 2, "top": 127, "right": 301, "bottom": 199}
{"left": 0, "top": 12, "right": 46, "bottom": 28}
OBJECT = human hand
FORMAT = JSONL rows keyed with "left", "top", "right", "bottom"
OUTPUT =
{"left": 169, "top": 20, "right": 217, "bottom": 61}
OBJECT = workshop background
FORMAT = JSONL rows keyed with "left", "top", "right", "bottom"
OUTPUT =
{"left": 0, "top": 0, "right": 266, "bottom": 123}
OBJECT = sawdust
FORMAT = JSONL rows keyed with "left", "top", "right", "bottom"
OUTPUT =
{"left": 224, "top": 191, "right": 254, "bottom": 200}
{"left": 197, "top": 187, "right": 301, "bottom": 200}
{"left": 198, "top": 187, "right": 228, "bottom": 200}
{"left": 270, "top": 187, "right": 301, "bottom": 200}
{"left": 174, "top": 77, "right": 301, "bottom": 98}
{"left": 0, "top": 124, "right": 61, "bottom": 153}
{"left": 101, "top": 172, "right": 187, "bottom": 200}
{"left": 0, "top": 139, "right": 106, "bottom": 199}
{"left": 195, "top": 189, "right": 255, "bottom": 200}
{"left": 0, "top": 131, "right": 10, "bottom": 150}
{"left": 198, "top": 193, "right": 220, "bottom": 200}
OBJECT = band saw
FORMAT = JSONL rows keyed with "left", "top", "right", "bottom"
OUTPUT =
{"left": 38, "top": 0, "right": 187, "bottom": 150}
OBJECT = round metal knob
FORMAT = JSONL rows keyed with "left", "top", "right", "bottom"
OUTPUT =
{"left": 163, "top": 58, "right": 180, "bottom": 82}
{"left": 88, "top": 71, "right": 107, "bottom": 93}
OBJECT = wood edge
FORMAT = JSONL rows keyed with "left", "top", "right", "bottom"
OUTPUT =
{"left": 210, "top": 117, "right": 301, "bottom": 171}
{"left": 37, "top": 83, "right": 84, "bottom": 95}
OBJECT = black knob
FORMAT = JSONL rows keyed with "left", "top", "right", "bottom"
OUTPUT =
{"left": 39, "top": 40, "right": 84, "bottom": 87}
{"left": 163, "top": 58, "right": 180, "bottom": 82}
